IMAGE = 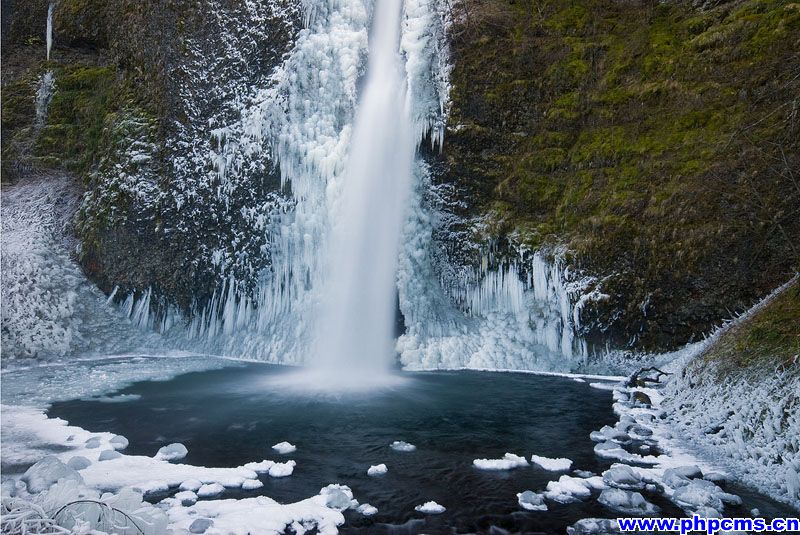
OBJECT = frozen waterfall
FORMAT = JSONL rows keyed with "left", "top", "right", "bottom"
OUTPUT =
{"left": 312, "top": 0, "right": 415, "bottom": 377}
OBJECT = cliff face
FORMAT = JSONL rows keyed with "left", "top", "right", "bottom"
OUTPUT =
{"left": 440, "top": 0, "right": 800, "bottom": 351}
{"left": 2, "top": 0, "right": 300, "bottom": 317}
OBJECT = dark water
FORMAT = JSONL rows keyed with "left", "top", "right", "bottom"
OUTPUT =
{"left": 47, "top": 363, "right": 794, "bottom": 534}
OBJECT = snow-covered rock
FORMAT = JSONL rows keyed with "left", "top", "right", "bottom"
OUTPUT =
{"left": 180, "top": 479, "right": 203, "bottom": 491}
{"left": 175, "top": 490, "right": 199, "bottom": 506}
{"left": 567, "top": 518, "right": 622, "bottom": 534}
{"left": 198, "top": 483, "right": 226, "bottom": 497}
{"left": 110, "top": 435, "right": 130, "bottom": 450}
{"left": 517, "top": 490, "right": 547, "bottom": 511}
{"left": 319, "top": 484, "right": 357, "bottom": 511}
{"left": 544, "top": 475, "right": 605, "bottom": 504}
{"left": 598, "top": 488, "right": 659, "bottom": 515}
{"left": 602, "top": 464, "right": 644, "bottom": 490}
{"left": 155, "top": 443, "right": 188, "bottom": 461}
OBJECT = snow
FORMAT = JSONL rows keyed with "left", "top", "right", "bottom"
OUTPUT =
{"left": 175, "top": 490, "right": 199, "bottom": 506}
{"left": 367, "top": 463, "right": 388, "bottom": 476}
{"left": 414, "top": 501, "right": 446, "bottom": 514}
{"left": 390, "top": 440, "right": 416, "bottom": 452}
{"left": 516, "top": 490, "right": 547, "bottom": 511}
{"left": 544, "top": 475, "right": 606, "bottom": 504}
{"left": 530, "top": 454, "right": 572, "bottom": 471}
{"left": 598, "top": 488, "right": 659, "bottom": 515}
{"left": 180, "top": 479, "right": 203, "bottom": 491}
{"left": 272, "top": 441, "right": 297, "bottom": 454}
{"left": 166, "top": 494, "right": 346, "bottom": 535}
{"left": 473, "top": 452, "right": 529, "bottom": 470}
{"left": 356, "top": 503, "right": 378, "bottom": 516}
{"left": 156, "top": 443, "right": 189, "bottom": 461}
{"left": 20, "top": 456, "right": 83, "bottom": 493}
{"left": 197, "top": 483, "right": 226, "bottom": 497}
{"left": 241, "top": 479, "right": 264, "bottom": 490}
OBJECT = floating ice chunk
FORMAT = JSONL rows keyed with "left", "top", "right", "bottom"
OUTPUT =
{"left": 92, "top": 394, "right": 142, "bottom": 403}
{"left": 670, "top": 479, "right": 739, "bottom": 513}
{"left": 415, "top": 501, "right": 446, "bottom": 514}
{"left": 473, "top": 453, "right": 529, "bottom": 470}
{"left": 67, "top": 456, "right": 91, "bottom": 470}
{"left": 598, "top": 488, "right": 659, "bottom": 515}
{"left": 530, "top": 455, "right": 572, "bottom": 471}
{"left": 367, "top": 463, "right": 388, "bottom": 476}
{"left": 110, "top": 435, "right": 129, "bottom": 450}
{"left": 320, "top": 484, "right": 357, "bottom": 511}
{"left": 180, "top": 479, "right": 203, "bottom": 491}
{"left": 594, "top": 441, "right": 657, "bottom": 464}
{"left": 197, "top": 483, "right": 225, "bottom": 497}
{"left": 176, "top": 490, "right": 199, "bottom": 506}
{"left": 272, "top": 441, "right": 297, "bottom": 454}
{"left": 242, "top": 479, "right": 263, "bottom": 490}
{"left": 567, "top": 518, "right": 622, "bottom": 534}
{"left": 21, "top": 456, "right": 83, "bottom": 493}
{"left": 98, "top": 449, "right": 122, "bottom": 461}
{"left": 390, "top": 441, "right": 416, "bottom": 452}
{"left": 602, "top": 464, "right": 644, "bottom": 490}
{"left": 517, "top": 490, "right": 547, "bottom": 511}
{"left": 590, "top": 426, "right": 629, "bottom": 444}
{"left": 156, "top": 443, "right": 188, "bottom": 461}
{"left": 268, "top": 460, "right": 295, "bottom": 478}
{"left": 357, "top": 503, "right": 378, "bottom": 516}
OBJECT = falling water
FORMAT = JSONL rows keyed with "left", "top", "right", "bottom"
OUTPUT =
{"left": 310, "top": 0, "right": 415, "bottom": 383}
{"left": 46, "top": 3, "right": 54, "bottom": 61}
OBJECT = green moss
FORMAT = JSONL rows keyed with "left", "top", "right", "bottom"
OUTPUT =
{"left": 447, "top": 0, "right": 800, "bottom": 349}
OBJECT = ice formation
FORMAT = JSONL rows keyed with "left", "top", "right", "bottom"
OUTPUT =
{"left": 390, "top": 440, "right": 416, "bottom": 452}
{"left": 530, "top": 454, "right": 572, "bottom": 471}
{"left": 473, "top": 453, "right": 529, "bottom": 471}
{"left": 516, "top": 490, "right": 547, "bottom": 511}
{"left": 271, "top": 441, "right": 297, "bottom": 454}
{"left": 156, "top": 443, "right": 189, "bottom": 462}
{"left": 367, "top": 463, "right": 388, "bottom": 476}
{"left": 414, "top": 501, "right": 446, "bottom": 514}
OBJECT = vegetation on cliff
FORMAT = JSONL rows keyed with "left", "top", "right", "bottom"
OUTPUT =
{"left": 445, "top": 0, "right": 800, "bottom": 350}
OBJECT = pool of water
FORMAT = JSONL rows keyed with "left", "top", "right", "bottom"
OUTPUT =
{"left": 46, "top": 363, "right": 794, "bottom": 533}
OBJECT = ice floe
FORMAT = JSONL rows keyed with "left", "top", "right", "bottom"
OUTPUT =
{"left": 473, "top": 452, "right": 529, "bottom": 470}
{"left": 367, "top": 463, "right": 388, "bottom": 476}
{"left": 415, "top": 501, "right": 446, "bottom": 514}
{"left": 272, "top": 441, "right": 297, "bottom": 454}
{"left": 598, "top": 488, "right": 659, "bottom": 515}
{"left": 530, "top": 454, "right": 572, "bottom": 471}
{"left": 390, "top": 440, "right": 416, "bottom": 452}
{"left": 356, "top": 503, "right": 378, "bottom": 516}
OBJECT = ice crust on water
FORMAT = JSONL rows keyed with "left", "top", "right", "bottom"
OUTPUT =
{"left": 272, "top": 441, "right": 297, "bottom": 454}
{"left": 473, "top": 452, "right": 529, "bottom": 470}
{"left": 415, "top": 501, "right": 446, "bottom": 514}
{"left": 530, "top": 454, "right": 572, "bottom": 471}
{"left": 390, "top": 440, "right": 416, "bottom": 452}
{"left": 156, "top": 442, "right": 189, "bottom": 461}
{"left": 367, "top": 463, "right": 388, "bottom": 476}
{"left": 517, "top": 490, "right": 547, "bottom": 511}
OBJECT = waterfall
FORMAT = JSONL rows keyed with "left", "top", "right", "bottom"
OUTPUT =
{"left": 311, "top": 0, "right": 414, "bottom": 378}
{"left": 46, "top": 2, "right": 54, "bottom": 61}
